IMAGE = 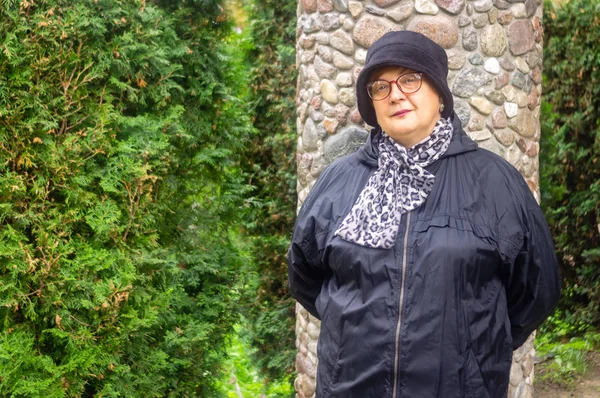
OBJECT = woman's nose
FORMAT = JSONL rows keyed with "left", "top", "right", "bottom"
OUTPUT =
{"left": 388, "top": 83, "right": 406, "bottom": 102}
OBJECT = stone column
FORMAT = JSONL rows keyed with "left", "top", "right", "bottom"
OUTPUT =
{"left": 294, "top": 1, "right": 543, "bottom": 397}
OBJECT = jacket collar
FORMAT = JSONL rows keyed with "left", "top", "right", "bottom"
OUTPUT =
{"left": 357, "top": 111, "right": 478, "bottom": 168}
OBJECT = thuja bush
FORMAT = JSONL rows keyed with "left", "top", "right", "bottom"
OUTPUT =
{"left": 0, "top": 0, "right": 251, "bottom": 396}
{"left": 540, "top": 0, "right": 600, "bottom": 329}
{"left": 241, "top": 0, "right": 298, "bottom": 382}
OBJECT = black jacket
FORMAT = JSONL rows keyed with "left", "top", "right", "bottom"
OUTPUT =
{"left": 288, "top": 115, "right": 561, "bottom": 398}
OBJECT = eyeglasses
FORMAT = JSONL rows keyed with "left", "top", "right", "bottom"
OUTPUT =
{"left": 366, "top": 72, "right": 424, "bottom": 101}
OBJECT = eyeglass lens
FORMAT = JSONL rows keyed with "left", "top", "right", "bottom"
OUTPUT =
{"left": 368, "top": 73, "right": 422, "bottom": 100}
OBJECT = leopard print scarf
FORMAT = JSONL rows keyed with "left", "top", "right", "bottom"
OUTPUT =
{"left": 335, "top": 117, "right": 453, "bottom": 249}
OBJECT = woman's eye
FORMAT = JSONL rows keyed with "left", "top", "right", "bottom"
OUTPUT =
{"left": 374, "top": 83, "right": 388, "bottom": 92}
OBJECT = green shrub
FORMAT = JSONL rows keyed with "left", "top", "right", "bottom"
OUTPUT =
{"left": 240, "top": 0, "right": 298, "bottom": 383}
{"left": 0, "top": 0, "right": 251, "bottom": 395}
{"left": 541, "top": 0, "right": 600, "bottom": 328}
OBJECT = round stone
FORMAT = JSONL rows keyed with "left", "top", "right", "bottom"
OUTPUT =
{"left": 321, "top": 80, "right": 339, "bottom": 104}
{"left": 343, "top": 18, "right": 355, "bottom": 31}
{"left": 498, "top": 10, "right": 514, "bottom": 25}
{"left": 322, "top": 14, "right": 341, "bottom": 31}
{"left": 481, "top": 23, "right": 507, "bottom": 57}
{"left": 488, "top": 8, "right": 498, "bottom": 24}
{"left": 408, "top": 16, "right": 459, "bottom": 49}
{"left": 517, "top": 91, "right": 528, "bottom": 108}
{"left": 512, "top": 3, "right": 527, "bottom": 18}
{"left": 469, "top": 96, "right": 493, "bottom": 115}
{"left": 513, "top": 109, "right": 537, "bottom": 138}
{"left": 499, "top": 57, "right": 515, "bottom": 71}
{"left": 458, "top": 15, "right": 471, "bottom": 27}
{"left": 510, "top": 71, "right": 526, "bottom": 89}
{"left": 323, "top": 118, "right": 339, "bottom": 134}
{"left": 335, "top": 104, "right": 350, "bottom": 123}
{"left": 374, "top": 0, "right": 402, "bottom": 7}
{"left": 485, "top": 89, "right": 505, "bottom": 105}
{"left": 331, "top": 29, "right": 355, "bottom": 55}
{"left": 339, "top": 88, "right": 356, "bottom": 106}
{"left": 318, "top": 0, "right": 334, "bottom": 13}
{"left": 447, "top": 49, "right": 466, "bottom": 70}
{"left": 462, "top": 27, "right": 478, "bottom": 51}
{"left": 317, "top": 45, "right": 332, "bottom": 62}
{"left": 468, "top": 113, "right": 485, "bottom": 132}
{"left": 348, "top": 1, "right": 364, "bottom": 18}
{"left": 387, "top": 3, "right": 414, "bottom": 22}
{"left": 507, "top": 20, "right": 535, "bottom": 55}
{"left": 415, "top": 0, "right": 439, "bottom": 15}
{"left": 469, "top": 53, "right": 484, "bottom": 66}
{"left": 350, "top": 108, "right": 363, "bottom": 124}
{"left": 333, "top": 0, "right": 349, "bottom": 12}
{"left": 493, "top": 0, "right": 510, "bottom": 9}
{"left": 495, "top": 72, "right": 510, "bottom": 89}
{"left": 355, "top": 48, "right": 367, "bottom": 64}
{"left": 527, "top": 87, "right": 539, "bottom": 109}
{"left": 324, "top": 126, "right": 369, "bottom": 163}
{"left": 302, "top": 118, "right": 319, "bottom": 151}
{"left": 469, "top": 128, "right": 492, "bottom": 141}
{"left": 336, "top": 72, "right": 353, "bottom": 87}
{"left": 302, "top": 0, "right": 318, "bottom": 13}
{"left": 502, "top": 85, "right": 517, "bottom": 102}
{"left": 454, "top": 98, "right": 471, "bottom": 127}
{"left": 365, "top": 5, "right": 386, "bottom": 16}
{"left": 301, "top": 15, "right": 323, "bottom": 34}
{"left": 493, "top": 128, "right": 514, "bottom": 146}
{"left": 353, "top": 17, "right": 396, "bottom": 48}
{"left": 484, "top": 58, "right": 501, "bottom": 74}
{"left": 315, "top": 56, "right": 337, "bottom": 79}
{"left": 299, "top": 35, "right": 317, "bottom": 49}
{"left": 473, "top": 14, "right": 489, "bottom": 28}
{"left": 308, "top": 107, "right": 324, "bottom": 122}
{"left": 333, "top": 51, "right": 355, "bottom": 70}
{"left": 525, "top": 0, "right": 538, "bottom": 17}
{"left": 531, "top": 67, "right": 542, "bottom": 84}
{"left": 492, "top": 107, "right": 508, "bottom": 128}
{"left": 452, "top": 68, "right": 492, "bottom": 98}
{"left": 515, "top": 57, "right": 530, "bottom": 73}
{"left": 300, "top": 50, "right": 316, "bottom": 65}
{"left": 474, "top": 0, "right": 493, "bottom": 12}
{"left": 504, "top": 102, "right": 518, "bottom": 118}
{"left": 435, "top": 0, "right": 466, "bottom": 15}
{"left": 315, "top": 32, "right": 330, "bottom": 45}
{"left": 506, "top": 144, "right": 522, "bottom": 169}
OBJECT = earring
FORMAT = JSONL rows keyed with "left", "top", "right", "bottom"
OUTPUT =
{"left": 439, "top": 103, "right": 445, "bottom": 113}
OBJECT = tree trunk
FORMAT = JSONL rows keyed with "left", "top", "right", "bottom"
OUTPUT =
{"left": 294, "top": 1, "right": 543, "bottom": 397}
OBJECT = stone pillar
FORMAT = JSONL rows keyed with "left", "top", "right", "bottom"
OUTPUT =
{"left": 294, "top": 1, "right": 543, "bottom": 397}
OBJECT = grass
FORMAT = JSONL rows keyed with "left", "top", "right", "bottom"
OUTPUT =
{"left": 216, "top": 324, "right": 294, "bottom": 398}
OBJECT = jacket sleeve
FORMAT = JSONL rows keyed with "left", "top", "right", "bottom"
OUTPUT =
{"left": 287, "top": 167, "right": 337, "bottom": 320}
{"left": 498, "top": 178, "right": 561, "bottom": 349}
{"left": 287, "top": 209, "right": 330, "bottom": 319}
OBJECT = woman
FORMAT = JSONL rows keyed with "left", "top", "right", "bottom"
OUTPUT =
{"left": 288, "top": 31, "right": 560, "bottom": 397}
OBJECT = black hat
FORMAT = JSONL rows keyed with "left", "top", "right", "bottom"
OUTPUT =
{"left": 356, "top": 31, "right": 454, "bottom": 127}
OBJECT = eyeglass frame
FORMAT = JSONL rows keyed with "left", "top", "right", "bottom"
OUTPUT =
{"left": 365, "top": 72, "right": 424, "bottom": 101}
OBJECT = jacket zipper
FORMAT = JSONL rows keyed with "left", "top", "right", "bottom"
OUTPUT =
{"left": 392, "top": 212, "right": 411, "bottom": 398}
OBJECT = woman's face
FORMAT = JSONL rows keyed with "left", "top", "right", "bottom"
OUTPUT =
{"left": 371, "top": 66, "right": 442, "bottom": 148}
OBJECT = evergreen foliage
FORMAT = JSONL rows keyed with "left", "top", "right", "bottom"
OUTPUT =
{"left": 0, "top": 0, "right": 251, "bottom": 395}
{"left": 541, "top": 0, "right": 600, "bottom": 329}
{"left": 241, "top": 0, "right": 298, "bottom": 382}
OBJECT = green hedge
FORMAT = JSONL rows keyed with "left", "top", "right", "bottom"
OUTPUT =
{"left": 0, "top": 0, "right": 251, "bottom": 395}
{"left": 240, "top": 0, "right": 298, "bottom": 382}
{"left": 541, "top": 0, "right": 600, "bottom": 329}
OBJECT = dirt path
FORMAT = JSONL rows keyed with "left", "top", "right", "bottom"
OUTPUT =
{"left": 534, "top": 352, "right": 600, "bottom": 397}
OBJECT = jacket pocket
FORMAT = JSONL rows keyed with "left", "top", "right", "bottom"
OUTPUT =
{"left": 462, "top": 349, "right": 490, "bottom": 398}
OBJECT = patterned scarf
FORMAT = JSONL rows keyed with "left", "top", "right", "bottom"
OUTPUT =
{"left": 335, "top": 117, "right": 453, "bottom": 249}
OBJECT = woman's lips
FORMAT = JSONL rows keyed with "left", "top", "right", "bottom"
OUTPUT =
{"left": 392, "top": 109, "right": 411, "bottom": 117}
